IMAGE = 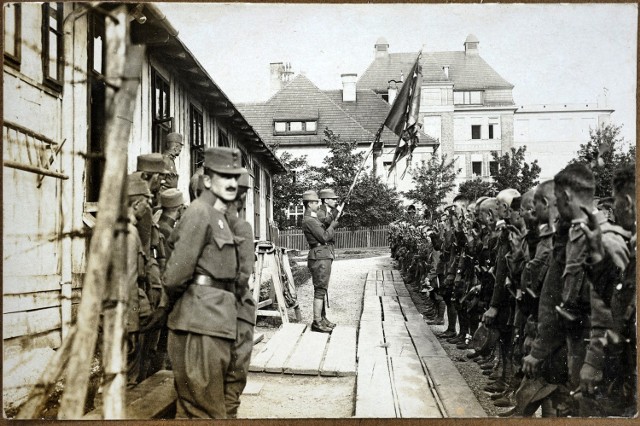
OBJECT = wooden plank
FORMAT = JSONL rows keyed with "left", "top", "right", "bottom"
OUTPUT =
{"left": 421, "top": 356, "right": 486, "bottom": 418}
{"left": 3, "top": 289, "right": 82, "bottom": 314}
{"left": 284, "top": 330, "right": 330, "bottom": 375}
{"left": 391, "top": 270, "right": 402, "bottom": 281}
{"left": 382, "top": 321, "right": 409, "bottom": 337}
{"left": 264, "top": 322, "right": 307, "bottom": 373}
{"left": 383, "top": 286, "right": 398, "bottom": 297}
{"left": 256, "top": 309, "right": 281, "bottom": 317}
{"left": 355, "top": 354, "right": 396, "bottom": 417}
{"left": 397, "top": 296, "right": 419, "bottom": 317}
{"left": 376, "top": 270, "right": 382, "bottom": 281}
{"left": 257, "top": 299, "right": 273, "bottom": 309}
{"left": 249, "top": 323, "right": 306, "bottom": 372}
{"left": 3, "top": 307, "right": 61, "bottom": 339}
{"left": 381, "top": 296, "right": 403, "bottom": 321}
{"left": 385, "top": 334, "right": 418, "bottom": 360}
{"left": 126, "top": 371, "right": 176, "bottom": 419}
{"left": 320, "top": 325, "right": 356, "bottom": 376}
{"left": 383, "top": 270, "right": 393, "bottom": 282}
{"left": 357, "top": 319, "right": 385, "bottom": 361}
{"left": 390, "top": 357, "right": 441, "bottom": 418}
{"left": 406, "top": 321, "right": 448, "bottom": 358}
{"left": 376, "top": 281, "right": 383, "bottom": 296}
{"left": 4, "top": 329, "right": 62, "bottom": 360}
{"left": 3, "top": 274, "right": 61, "bottom": 294}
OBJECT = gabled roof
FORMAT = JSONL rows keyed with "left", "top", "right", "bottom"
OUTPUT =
{"left": 239, "top": 74, "right": 382, "bottom": 147}
{"left": 358, "top": 51, "right": 514, "bottom": 92}
{"left": 238, "top": 74, "right": 438, "bottom": 150}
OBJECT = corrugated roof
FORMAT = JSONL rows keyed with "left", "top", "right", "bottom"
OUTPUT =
{"left": 358, "top": 51, "right": 514, "bottom": 92}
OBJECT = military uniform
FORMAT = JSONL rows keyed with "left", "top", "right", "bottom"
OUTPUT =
{"left": 161, "top": 132, "right": 183, "bottom": 191}
{"left": 163, "top": 147, "right": 245, "bottom": 418}
{"left": 302, "top": 190, "right": 337, "bottom": 333}
{"left": 224, "top": 202, "right": 257, "bottom": 418}
{"left": 581, "top": 228, "right": 635, "bottom": 416}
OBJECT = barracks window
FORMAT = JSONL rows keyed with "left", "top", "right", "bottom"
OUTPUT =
{"left": 4, "top": 3, "right": 21, "bottom": 69}
{"left": 42, "top": 2, "right": 64, "bottom": 90}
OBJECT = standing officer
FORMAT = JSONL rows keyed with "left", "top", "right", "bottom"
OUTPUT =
{"left": 317, "top": 188, "right": 340, "bottom": 327}
{"left": 157, "top": 188, "right": 185, "bottom": 261}
{"left": 302, "top": 190, "right": 338, "bottom": 333}
{"left": 163, "top": 147, "right": 246, "bottom": 418}
{"left": 224, "top": 172, "right": 257, "bottom": 418}
{"left": 161, "top": 132, "right": 183, "bottom": 191}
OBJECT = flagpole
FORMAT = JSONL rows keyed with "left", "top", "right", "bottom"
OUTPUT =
{"left": 335, "top": 123, "right": 384, "bottom": 220}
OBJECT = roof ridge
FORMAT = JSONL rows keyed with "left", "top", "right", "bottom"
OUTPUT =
{"left": 316, "top": 87, "right": 379, "bottom": 141}
{"left": 264, "top": 73, "right": 319, "bottom": 104}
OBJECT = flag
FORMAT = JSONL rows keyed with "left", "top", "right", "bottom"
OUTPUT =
{"left": 386, "top": 52, "right": 423, "bottom": 177}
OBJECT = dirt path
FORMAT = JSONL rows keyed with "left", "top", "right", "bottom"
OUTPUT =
{"left": 239, "top": 255, "right": 392, "bottom": 418}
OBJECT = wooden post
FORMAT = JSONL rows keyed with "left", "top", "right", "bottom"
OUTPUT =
{"left": 100, "top": 172, "right": 128, "bottom": 419}
{"left": 58, "top": 6, "right": 144, "bottom": 418}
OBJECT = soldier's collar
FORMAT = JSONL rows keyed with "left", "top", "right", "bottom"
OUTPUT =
{"left": 310, "top": 211, "right": 318, "bottom": 218}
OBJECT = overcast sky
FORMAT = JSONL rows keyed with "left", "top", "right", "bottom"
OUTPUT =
{"left": 158, "top": 3, "right": 637, "bottom": 143}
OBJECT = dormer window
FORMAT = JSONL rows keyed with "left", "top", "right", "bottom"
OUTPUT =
{"left": 273, "top": 120, "right": 318, "bottom": 135}
{"left": 454, "top": 90, "right": 483, "bottom": 105}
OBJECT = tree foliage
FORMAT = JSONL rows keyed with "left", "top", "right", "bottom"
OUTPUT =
{"left": 569, "top": 123, "right": 635, "bottom": 198}
{"left": 271, "top": 151, "right": 313, "bottom": 228}
{"left": 404, "top": 154, "right": 459, "bottom": 212}
{"left": 271, "top": 128, "right": 404, "bottom": 228}
{"left": 490, "top": 146, "right": 541, "bottom": 194}
{"left": 458, "top": 177, "right": 495, "bottom": 200}
{"left": 313, "top": 129, "right": 404, "bottom": 227}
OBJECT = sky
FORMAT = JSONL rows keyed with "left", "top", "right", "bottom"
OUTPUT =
{"left": 158, "top": 3, "right": 637, "bottom": 143}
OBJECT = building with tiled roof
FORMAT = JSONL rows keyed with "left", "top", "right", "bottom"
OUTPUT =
{"left": 237, "top": 72, "right": 437, "bottom": 176}
{"left": 359, "top": 35, "right": 518, "bottom": 195}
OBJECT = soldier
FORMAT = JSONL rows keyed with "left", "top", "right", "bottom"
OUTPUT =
{"left": 302, "top": 190, "right": 338, "bottom": 333}
{"left": 157, "top": 188, "right": 185, "bottom": 261}
{"left": 552, "top": 163, "right": 621, "bottom": 398}
{"left": 579, "top": 164, "right": 635, "bottom": 416}
{"left": 162, "top": 147, "right": 246, "bottom": 418}
{"left": 124, "top": 174, "right": 154, "bottom": 387}
{"left": 317, "top": 188, "right": 341, "bottom": 326}
{"left": 482, "top": 188, "right": 520, "bottom": 395}
{"left": 224, "top": 171, "right": 257, "bottom": 418}
{"left": 161, "top": 132, "right": 183, "bottom": 192}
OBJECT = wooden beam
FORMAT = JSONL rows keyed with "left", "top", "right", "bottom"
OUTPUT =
{"left": 58, "top": 9, "right": 145, "bottom": 418}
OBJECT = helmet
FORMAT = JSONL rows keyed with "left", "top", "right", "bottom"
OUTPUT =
{"left": 318, "top": 188, "right": 338, "bottom": 199}
{"left": 302, "top": 190, "right": 319, "bottom": 202}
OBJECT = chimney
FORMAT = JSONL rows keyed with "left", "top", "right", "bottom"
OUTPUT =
{"left": 443, "top": 66, "right": 449, "bottom": 79}
{"left": 464, "top": 34, "right": 479, "bottom": 56}
{"left": 387, "top": 80, "right": 399, "bottom": 105}
{"left": 374, "top": 37, "right": 389, "bottom": 59}
{"left": 270, "top": 62, "right": 284, "bottom": 96}
{"left": 341, "top": 73, "right": 357, "bottom": 102}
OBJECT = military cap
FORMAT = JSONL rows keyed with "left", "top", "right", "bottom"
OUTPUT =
{"left": 204, "top": 147, "right": 246, "bottom": 174}
{"left": 137, "top": 153, "right": 165, "bottom": 173}
{"left": 160, "top": 188, "right": 184, "bottom": 208}
{"left": 318, "top": 188, "right": 338, "bottom": 199}
{"left": 128, "top": 173, "right": 152, "bottom": 197}
{"left": 302, "top": 190, "right": 319, "bottom": 202}
{"left": 166, "top": 132, "right": 183, "bottom": 144}
{"left": 237, "top": 172, "right": 251, "bottom": 195}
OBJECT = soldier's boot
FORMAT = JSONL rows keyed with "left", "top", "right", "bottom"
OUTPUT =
{"left": 312, "top": 298, "right": 332, "bottom": 333}
{"left": 321, "top": 299, "right": 336, "bottom": 329}
{"left": 427, "top": 300, "right": 446, "bottom": 325}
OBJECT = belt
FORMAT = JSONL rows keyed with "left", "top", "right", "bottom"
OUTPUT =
{"left": 310, "top": 243, "right": 333, "bottom": 249}
{"left": 192, "top": 274, "right": 234, "bottom": 292}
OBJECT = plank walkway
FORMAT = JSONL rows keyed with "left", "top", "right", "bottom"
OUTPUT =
{"left": 246, "top": 268, "right": 485, "bottom": 418}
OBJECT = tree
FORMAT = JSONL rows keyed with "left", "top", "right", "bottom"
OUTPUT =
{"left": 271, "top": 151, "right": 313, "bottom": 228}
{"left": 313, "top": 128, "right": 404, "bottom": 227}
{"left": 570, "top": 123, "right": 635, "bottom": 198}
{"left": 404, "top": 154, "right": 459, "bottom": 213}
{"left": 458, "top": 177, "right": 495, "bottom": 200}
{"left": 490, "top": 146, "right": 541, "bottom": 194}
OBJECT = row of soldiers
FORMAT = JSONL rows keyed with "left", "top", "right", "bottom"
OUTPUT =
{"left": 389, "top": 162, "right": 636, "bottom": 417}
{"left": 116, "top": 134, "right": 255, "bottom": 418}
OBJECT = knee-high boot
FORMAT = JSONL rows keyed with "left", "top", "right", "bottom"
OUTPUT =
{"left": 312, "top": 298, "right": 332, "bottom": 333}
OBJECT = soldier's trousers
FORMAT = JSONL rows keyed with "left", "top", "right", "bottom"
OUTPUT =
{"left": 566, "top": 334, "right": 587, "bottom": 391}
{"left": 168, "top": 329, "right": 232, "bottom": 418}
{"left": 308, "top": 258, "right": 332, "bottom": 299}
{"left": 224, "top": 319, "right": 255, "bottom": 418}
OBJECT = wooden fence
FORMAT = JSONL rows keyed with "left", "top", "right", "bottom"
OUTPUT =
{"left": 278, "top": 225, "right": 389, "bottom": 251}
